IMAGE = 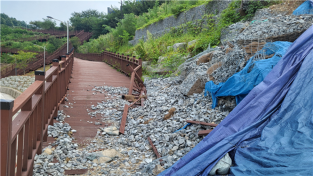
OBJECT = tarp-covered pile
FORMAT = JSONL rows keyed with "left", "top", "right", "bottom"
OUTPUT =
{"left": 293, "top": 0, "right": 313, "bottom": 15}
{"left": 159, "top": 25, "right": 313, "bottom": 176}
{"left": 205, "top": 41, "right": 292, "bottom": 109}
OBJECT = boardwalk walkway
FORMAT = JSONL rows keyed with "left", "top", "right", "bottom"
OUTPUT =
{"left": 59, "top": 58, "right": 130, "bottom": 144}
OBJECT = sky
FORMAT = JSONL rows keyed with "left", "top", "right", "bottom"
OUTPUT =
{"left": 1, "top": 0, "right": 121, "bottom": 26}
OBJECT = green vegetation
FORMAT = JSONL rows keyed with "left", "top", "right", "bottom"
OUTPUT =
{"left": 1, "top": 25, "right": 67, "bottom": 53}
{"left": 45, "top": 36, "right": 67, "bottom": 53}
{"left": 75, "top": 0, "right": 279, "bottom": 77}
{"left": 30, "top": 18, "right": 70, "bottom": 31}
{"left": 1, "top": 25, "right": 47, "bottom": 42}
{"left": 136, "top": 0, "right": 209, "bottom": 30}
{"left": 1, "top": 53, "right": 16, "bottom": 64}
{"left": 69, "top": 2, "right": 159, "bottom": 38}
{"left": 70, "top": 36, "right": 81, "bottom": 50}
{"left": 15, "top": 51, "right": 38, "bottom": 74}
{"left": 1, "top": 36, "right": 67, "bottom": 54}
{"left": 1, "top": 51, "right": 38, "bottom": 74}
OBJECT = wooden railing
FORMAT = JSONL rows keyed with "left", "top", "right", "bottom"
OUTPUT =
{"left": 0, "top": 49, "right": 74, "bottom": 176}
{"left": 74, "top": 51, "right": 142, "bottom": 78}
{"left": 25, "top": 29, "right": 78, "bottom": 36}
{"left": 9, "top": 33, "right": 76, "bottom": 42}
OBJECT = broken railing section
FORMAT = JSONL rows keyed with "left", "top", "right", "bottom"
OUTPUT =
{"left": 148, "top": 137, "right": 164, "bottom": 166}
{"left": 186, "top": 120, "right": 217, "bottom": 136}
{"left": 119, "top": 63, "right": 147, "bottom": 134}
{"left": 0, "top": 50, "right": 74, "bottom": 176}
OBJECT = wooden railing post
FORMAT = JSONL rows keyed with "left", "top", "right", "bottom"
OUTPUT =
{"left": 0, "top": 99, "right": 14, "bottom": 176}
{"left": 138, "top": 58, "right": 143, "bottom": 78}
{"left": 35, "top": 71, "right": 45, "bottom": 154}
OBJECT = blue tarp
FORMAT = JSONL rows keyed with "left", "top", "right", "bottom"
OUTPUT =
{"left": 159, "top": 25, "right": 313, "bottom": 176}
{"left": 293, "top": 0, "right": 313, "bottom": 15}
{"left": 205, "top": 41, "right": 292, "bottom": 109}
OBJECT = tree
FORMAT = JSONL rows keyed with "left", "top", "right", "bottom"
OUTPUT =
{"left": 69, "top": 1, "right": 160, "bottom": 37}
{"left": 41, "top": 18, "right": 56, "bottom": 30}
{"left": 15, "top": 51, "right": 37, "bottom": 74}
{"left": 30, "top": 18, "right": 56, "bottom": 30}
{"left": 58, "top": 22, "right": 67, "bottom": 31}
{"left": 1, "top": 13, "right": 27, "bottom": 27}
{"left": 70, "top": 9, "right": 103, "bottom": 32}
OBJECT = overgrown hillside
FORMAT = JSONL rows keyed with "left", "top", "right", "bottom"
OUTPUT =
{"left": 77, "top": 0, "right": 280, "bottom": 77}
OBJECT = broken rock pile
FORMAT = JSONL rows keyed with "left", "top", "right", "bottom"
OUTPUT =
{"left": 86, "top": 78, "right": 231, "bottom": 175}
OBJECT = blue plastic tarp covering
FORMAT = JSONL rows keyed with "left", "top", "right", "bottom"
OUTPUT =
{"left": 293, "top": 0, "right": 313, "bottom": 15}
{"left": 159, "top": 25, "right": 313, "bottom": 176}
{"left": 205, "top": 41, "right": 292, "bottom": 109}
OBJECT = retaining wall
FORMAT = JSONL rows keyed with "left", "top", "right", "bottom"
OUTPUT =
{"left": 0, "top": 87, "right": 22, "bottom": 99}
{"left": 129, "top": 0, "right": 232, "bottom": 45}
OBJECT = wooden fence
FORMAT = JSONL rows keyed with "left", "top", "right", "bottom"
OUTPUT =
{"left": 0, "top": 49, "right": 74, "bottom": 176}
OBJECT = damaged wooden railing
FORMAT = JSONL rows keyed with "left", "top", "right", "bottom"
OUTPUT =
{"left": 0, "top": 49, "right": 74, "bottom": 176}
{"left": 119, "top": 63, "right": 147, "bottom": 134}
{"left": 73, "top": 52, "right": 146, "bottom": 134}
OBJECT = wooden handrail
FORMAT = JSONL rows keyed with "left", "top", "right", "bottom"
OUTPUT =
{"left": 0, "top": 49, "right": 74, "bottom": 176}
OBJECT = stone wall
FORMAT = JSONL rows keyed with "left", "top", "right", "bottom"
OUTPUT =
{"left": 0, "top": 87, "right": 22, "bottom": 99}
{"left": 129, "top": 0, "right": 232, "bottom": 45}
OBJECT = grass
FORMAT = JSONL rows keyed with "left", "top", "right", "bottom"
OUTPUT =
{"left": 24, "top": 64, "right": 51, "bottom": 76}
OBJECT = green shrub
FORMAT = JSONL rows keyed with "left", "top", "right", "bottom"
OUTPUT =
{"left": 134, "top": 39, "right": 147, "bottom": 60}
{"left": 70, "top": 36, "right": 81, "bottom": 50}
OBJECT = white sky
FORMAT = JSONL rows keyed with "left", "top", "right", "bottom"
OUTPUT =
{"left": 1, "top": 0, "right": 121, "bottom": 26}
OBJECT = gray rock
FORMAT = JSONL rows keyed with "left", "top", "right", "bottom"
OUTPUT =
{"left": 187, "top": 40, "right": 197, "bottom": 47}
{"left": 179, "top": 71, "right": 207, "bottom": 96}
{"left": 173, "top": 43, "right": 187, "bottom": 52}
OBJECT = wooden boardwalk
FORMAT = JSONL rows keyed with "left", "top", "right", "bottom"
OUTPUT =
{"left": 49, "top": 58, "right": 130, "bottom": 145}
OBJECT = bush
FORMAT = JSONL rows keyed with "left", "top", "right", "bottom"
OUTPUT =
{"left": 70, "top": 36, "right": 81, "bottom": 50}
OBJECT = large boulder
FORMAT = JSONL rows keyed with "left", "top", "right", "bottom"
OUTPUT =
{"left": 103, "top": 126, "right": 119, "bottom": 136}
{"left": 92, "top": 149, "right": 120, "bottom": 164}
{"left": 207, "top": 62, "right": 223, "bottom": 81}
{"left": 187, "top": 40, "right": 197, "bottom": 47}
{"left": 146, "top": 65, "right": 171, "bottom": 75}
{"left": 173, "top": 43, "right": 187, "bottom": 52}
{"left": 158, "top": 56, "right": 167, "bottom": 64}
{"left": 142, "top": 61, "right": 151, "bottom": 69}
{"left": 179, "top": 71, "right": 207, "bottom": 96}
{"left": 196, "top": 52, "right": 213, "bottom": 65}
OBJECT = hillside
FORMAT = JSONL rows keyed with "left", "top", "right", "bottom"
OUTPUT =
{"left": 29, "top": 0, "right": 313, "bottom": 175}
